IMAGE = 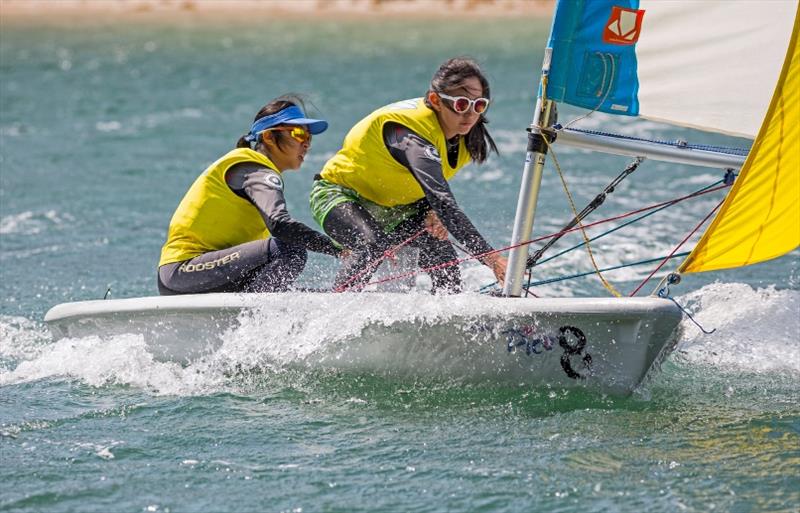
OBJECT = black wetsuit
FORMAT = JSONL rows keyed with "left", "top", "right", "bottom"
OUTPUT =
{"left": 158, "top": 163, "right": 339, "bottom": 295}
{"left": 324, "top": 123, "right": 495, "bottom": 293}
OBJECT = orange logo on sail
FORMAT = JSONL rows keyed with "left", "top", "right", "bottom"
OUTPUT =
{"left": 603, "top": 6, "right": 645, "bottom": 45}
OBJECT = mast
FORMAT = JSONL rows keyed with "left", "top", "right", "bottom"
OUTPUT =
{"left": 503, "top": 50, "right": 556, "bottom": 297}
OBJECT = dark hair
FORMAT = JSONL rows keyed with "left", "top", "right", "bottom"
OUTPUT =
{"left": 424, "top": 57, "right": 498, "bottom": 164}
{"left": 236, "top": 93, "right": 308, "bottom": 151}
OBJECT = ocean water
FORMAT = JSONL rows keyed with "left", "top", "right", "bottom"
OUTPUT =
{"left": 1, "top": 13, "right": 799, "bottom": 513}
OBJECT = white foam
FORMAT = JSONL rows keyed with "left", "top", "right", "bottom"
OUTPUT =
{"left": 213, "top": 293, "right": 462, "bottom": 367}
{"left": 95, "top": 120, "right": 122, "bottom": 132}
{"left": 93, "top": 108, "right": 204, "bottom": 136}
{"left": 675, "top": 283, "right": 800, "bottom": 375}
{"left": 0, "top": 332, "right": 224, "bottom": 395}
{"left": 0, "top": 315, "right": 52, "bottom": 362}
{"left": 3, "top": 284, "right": 796, "bottom": 396}
{"left": 0, "top": 209, "right": 72, "bottom": 235}
{"left": 3, "top": 293, "right": 521, "bottom": 395}
{"left": 0, "top": 122, "right": 30, "bottom": 137}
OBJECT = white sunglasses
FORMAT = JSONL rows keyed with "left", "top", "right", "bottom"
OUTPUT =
{"left": 437, "top": 93, "right": 490, "bottom": 114}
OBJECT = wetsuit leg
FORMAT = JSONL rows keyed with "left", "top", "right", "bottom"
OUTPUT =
{"left": 410, "top": 233, "right": 462, "bottom": 293}
{"left": 324, "top": 203, "right": 461, "bottom": 293}
{"left": 241, "top": 238, "right": 307, "bottom": 292}
{"left": 158, "top": 238, "right": 307, "bottom": 295}
{"left": 389, "top": 210, "right": 462, "bottom": 294}
{"left": 323, "top": 201, "right": 393, "bottom": 291}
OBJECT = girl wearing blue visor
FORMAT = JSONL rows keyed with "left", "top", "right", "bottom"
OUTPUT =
{"left": 158, "top": 95, "right": 341, "bottom": 295}
{"left": 310, "top": 58, "right": 507, "bottom": 293}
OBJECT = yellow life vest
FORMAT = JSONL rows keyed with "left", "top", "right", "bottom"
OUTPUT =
{"left": 159, "top": 148, "right": 278, "bottom": 266}
{"left": 320, "top": 98, "right": 471, "bottom": 207}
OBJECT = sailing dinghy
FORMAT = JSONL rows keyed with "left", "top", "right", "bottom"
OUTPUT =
{"left": 45, "top": 0, "right": 799, "bottom": 395}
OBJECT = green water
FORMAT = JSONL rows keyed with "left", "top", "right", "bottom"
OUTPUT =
{"left": 1, "top": 16, "right": 798, "bottom": 513}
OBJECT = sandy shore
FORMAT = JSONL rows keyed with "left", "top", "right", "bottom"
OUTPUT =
{"left": 0, "top": 0, "right": 554, "bottom": 25}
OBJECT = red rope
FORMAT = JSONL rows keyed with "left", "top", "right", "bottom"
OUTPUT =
{"left": 365, "top": 247, "right": 499, "bottom": 289}
{"left": 628, "top": 198, "right": 725, "bottom": 297}
{"left": 333, "top": 228, "right": 427, "bottom": 292}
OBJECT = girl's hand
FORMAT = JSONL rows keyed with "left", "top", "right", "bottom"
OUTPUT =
{"left": 482, "top": 253, "right": 508, "bottom": 286}
{"left": 424, "top": 210, "right": 449, "bottom": 241}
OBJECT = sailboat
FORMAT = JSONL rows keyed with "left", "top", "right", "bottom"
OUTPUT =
{"left": 44, "top": 0, "right": 799, "bottom": 395}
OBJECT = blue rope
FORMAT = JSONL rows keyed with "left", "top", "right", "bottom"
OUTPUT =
{"left": 558, "top": 126, "right": 750, "bottom": 156}
{"left": 525, "top": 252, "right": 690, "bottom": 287}
{"left": 657, "top": 282, "right": 716, "bottom": 334}
{"left": 478, "top": 252, "right": 690, "bottom": 293}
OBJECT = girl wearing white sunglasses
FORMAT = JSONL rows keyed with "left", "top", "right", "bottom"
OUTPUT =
{"left": 311, "top": 58, "right": 507, "bottom": 293}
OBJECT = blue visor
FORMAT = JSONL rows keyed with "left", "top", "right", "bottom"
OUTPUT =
{"left": 244, "top": 105, "right": 328, "bottom": 142}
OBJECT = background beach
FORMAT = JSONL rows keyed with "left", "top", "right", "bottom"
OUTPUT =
{"left": 1, "top": 1, "right": 798, "bottom": 512}
{"left": 0, "top": 0, "right": 554, "bottom": 20}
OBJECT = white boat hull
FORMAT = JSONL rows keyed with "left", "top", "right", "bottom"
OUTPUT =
{"left": 44, "top": 293, "right": 683, "bottom": 395}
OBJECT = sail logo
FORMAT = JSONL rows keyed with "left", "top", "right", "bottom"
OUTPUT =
{"left": 603, "top": 6, "right": 645, "bottom": 45}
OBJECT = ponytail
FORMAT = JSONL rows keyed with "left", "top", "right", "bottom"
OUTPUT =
{"left": 464, "top": 115, "right": 497, "bottom": 164}
{"left": 235, "top": 135, "right": 251, "bottom": 148}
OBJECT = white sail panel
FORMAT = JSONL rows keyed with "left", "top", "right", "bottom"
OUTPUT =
{"left": 636, "top": 0, "right": 797, "bottom": 138}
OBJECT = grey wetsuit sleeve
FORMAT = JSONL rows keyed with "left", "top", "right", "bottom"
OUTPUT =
{"left": 226, "top": 162, "right": 341, "bottom": 256}
{"left": 383, "top": 123, "right": 494, "bottom": 257}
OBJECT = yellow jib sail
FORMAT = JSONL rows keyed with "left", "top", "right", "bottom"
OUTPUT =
{"left": 679, "top": 10, "right": 800, "bottom": 274}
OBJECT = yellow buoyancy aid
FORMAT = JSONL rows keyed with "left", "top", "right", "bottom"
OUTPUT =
{"left": 159, "top": 148, "right": 278, "bottom": 266}
{"left": 320, "top": 98, "right": 472, "bottom": 207}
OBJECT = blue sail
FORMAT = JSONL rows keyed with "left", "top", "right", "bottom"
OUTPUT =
{"left": 546, "top": 0, "right": 642, "bottom": 116}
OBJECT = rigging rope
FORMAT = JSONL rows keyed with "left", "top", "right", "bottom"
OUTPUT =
{"left": 333, "top": 228, "right": 427, "bottom": 292}
{"left": 357, "top": 183, "right": 729, "bottom": 292}
{"left": 523, "top": 252, "right": 690, "bottom": 288}
{"left": 535, "top": 136, "right": 625, "bottom": 297}
{"left": 534, "top": 179, "right": 727, "bottom": 269}
{"left": 629, "top": 198, "right": 725, "bottom": 296}
{"left": 656, "top": 274, "right": 716, "bottom": 334}
{"left": 525, "top": 156, "right": 645, "bottom": 270}
{"left": 479, "top": 180, "right": 730, "bottom": 294}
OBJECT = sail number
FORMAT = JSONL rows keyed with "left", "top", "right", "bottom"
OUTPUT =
{"left": 503, "top": 325, "right": 593, "bottom": 380}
